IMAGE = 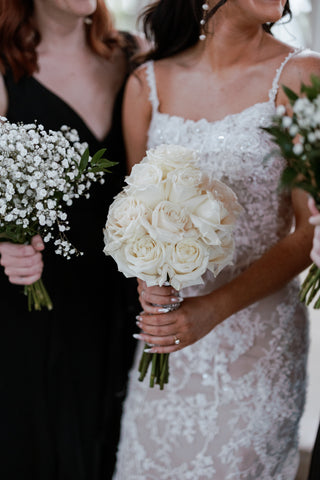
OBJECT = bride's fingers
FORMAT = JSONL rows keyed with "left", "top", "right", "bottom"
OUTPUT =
{"left": 138, "top": 301, "right": 173, "bottom": 315}
{"left": 140, "top": 289, "right": 182, "bottom": 306}
{"left": 137, "top": 279, "right": 178, "bottom": 297}
{"left": 133, "top": 331, "right": 183, "bottom": 351}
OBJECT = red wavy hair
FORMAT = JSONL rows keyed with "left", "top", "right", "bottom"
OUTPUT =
{"left": 0, "top": 0, "right": 119, "bottom": 81}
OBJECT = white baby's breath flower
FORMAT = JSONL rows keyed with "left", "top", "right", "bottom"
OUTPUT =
{"left": 276, "top": 105, "right": 286, "bottom": 116}
{"left": 293, "top": 143, "right": 304, "bottom": 156}
{"left": 289, "top": 125, "right": 299, "bottom": 137}
{"left": 282, "top": 116, "right": 292, "bottom": 128}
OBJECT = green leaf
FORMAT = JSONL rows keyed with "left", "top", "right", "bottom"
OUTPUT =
{"left": 91, "top": 148, "right": 107, "bottom": 165}
{"left": 280, "top": 166, "right": 297, "bottom": 187}
{"left": 282, "top": 85, "right": 299, "bottom": 105}
{"left": 79, "top": 148, "right": 90, "bottom": 173}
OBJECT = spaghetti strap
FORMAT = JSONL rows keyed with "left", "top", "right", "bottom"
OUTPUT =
{"left": 144, "top": 61, "right": 160, "bottom": 112}
{"left": 268, "top": 48, "right": 303, "bottom": 103}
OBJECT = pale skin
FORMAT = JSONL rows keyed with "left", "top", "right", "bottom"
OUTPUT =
{"left": 123, "top": 0, "right": 320, "bottom": 353}
{"left": 0, "top": 0, "right": 147, "bottom": 285}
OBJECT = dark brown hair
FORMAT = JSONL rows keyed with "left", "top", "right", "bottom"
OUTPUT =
{"left": 0, "top": 0, "right": 120, "bottom": 80}
{"left": 140, "top": 0, "right": 292, "bottom": 62}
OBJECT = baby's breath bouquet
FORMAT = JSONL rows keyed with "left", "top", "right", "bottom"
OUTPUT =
{"left": 103, "top": 144, "right": 242, "bottom": 389}
{"left": 264, "top": 74, "right": 320, "bottom": 308}
{"left": 0, "top": 117, "right": 116, "bottom": 311}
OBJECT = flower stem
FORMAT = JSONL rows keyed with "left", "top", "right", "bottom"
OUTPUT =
{"left": 300, "top": 264, "right": 320, "bottom": 308}
{"left": 24, "top": 279, "right": 53, "bottom": 312}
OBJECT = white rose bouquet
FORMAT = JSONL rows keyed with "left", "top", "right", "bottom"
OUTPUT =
{"left": 264, "top": 75, "right": 320, "bottom": 308}
{"left": 0, "top": 117, "right": 116, "bottom": 311}
{"left": 103, "top": 144, "right": 242, "bottom": 389}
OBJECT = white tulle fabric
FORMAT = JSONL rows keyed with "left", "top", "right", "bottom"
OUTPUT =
{"left": 113, "top": 50, "right": 309, "bottom": 480}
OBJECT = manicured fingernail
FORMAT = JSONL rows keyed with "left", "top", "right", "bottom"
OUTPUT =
{"left": 136, "top": 321, "right": 142, "bottom": 328}
{"left": 133, "top": 334, "right": 143, "bottom": 340}
{"left": 171, "top": 297, "right": 182, "bottom": 302}
{"left": 136, "top": 315, "right": 141, "bottom": 320}
{"left": 144, "top": 348, "right": 157, "bottom": 353}
{"left": 158, "top": 307, "right": 170, "bottom": 313}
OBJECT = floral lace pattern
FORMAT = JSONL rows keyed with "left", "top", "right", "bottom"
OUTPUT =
{"left": 113, "top": 51, "right": 309, "bottom": 480}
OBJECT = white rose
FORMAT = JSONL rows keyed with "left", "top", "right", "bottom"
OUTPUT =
{"left": 124, "top": 182, "right": 167, "bottom": 209}
{"left": 103, "top": 193, "right": 150, "bottom": 253}
{"left": 167, "top": 238, "right": 209, "bottom": 290}
{"left": 145, "top": 144, "right": 199, "bottom": 176}
{"left": 126, "top": 162, "right": 164, "bottom": 186}
{"left": 111, "top": 234, "right": 167, "bottom": 286}
{"left": 166, "top": 166, "right": 203, "bottom": 203}
{"left": 148, "top": 200, "right": 194, "bottom": 243}
{"left": 207, "top": 230, "right": 234, "bottom": 276}
{"left": 205, "top": 179, "right": 243, "bottom": 225}
{"left": 125, "top": 162, "right": 167, "bottom": 208}
{"left": 187, "top": 192, "right": 223, "bottom": 245}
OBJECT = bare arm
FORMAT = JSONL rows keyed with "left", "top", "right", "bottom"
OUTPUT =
{"left": 0, "top": 73, "right": 8, "bottom": 116}
{"left": 122, "top": 67, "right": 152, "bottom": 172}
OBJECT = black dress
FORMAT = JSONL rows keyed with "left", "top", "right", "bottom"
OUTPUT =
{"left": 308, "top": 424, "right": 320, "bottom": 479}
{"left": 0, "top": 54, "right": 138, "bottom": 479}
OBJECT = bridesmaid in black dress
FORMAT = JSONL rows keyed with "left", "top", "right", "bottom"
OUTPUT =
{"left": 0, "top": 1, "right": 142, "bottom": 479}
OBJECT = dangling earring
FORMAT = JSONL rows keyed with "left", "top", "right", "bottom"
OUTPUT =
{"left": 199, "top": 2, "right": 209, "bottom": 41}
{"left": 84, "top": 16, "right": 93, "bottom": 25}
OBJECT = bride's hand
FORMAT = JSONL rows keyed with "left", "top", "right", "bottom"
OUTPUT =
{"left": 137, "top": 279, "right": 182, "bottom": 314}
{"left": 135, "top": 287, "right": 221, "bottom": 353}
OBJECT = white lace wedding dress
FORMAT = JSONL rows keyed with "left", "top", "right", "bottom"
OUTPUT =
{"left": 113, "top": 50, "right": 309, "bottom": 480}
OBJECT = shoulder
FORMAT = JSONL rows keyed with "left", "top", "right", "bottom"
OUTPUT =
{"left": 280, "top": 49, "right": 320, "bottom": 91}
{"left": 123, "top": 62, "right": 153, "bottom": 119}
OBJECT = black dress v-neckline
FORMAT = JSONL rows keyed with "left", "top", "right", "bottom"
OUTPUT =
{"left": 29, "top": 75, "right": 121, "bottom": 144}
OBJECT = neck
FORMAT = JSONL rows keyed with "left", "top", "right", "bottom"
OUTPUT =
{"left": 199, "top": 7, "right": 268, "bottom": 70}
{"left": 33, "top": 4, "right": 87, "bottom": 54}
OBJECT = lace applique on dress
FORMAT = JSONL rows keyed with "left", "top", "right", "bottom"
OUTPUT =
{"left": 113, "top": 49, "right": 308, "bottom": 480}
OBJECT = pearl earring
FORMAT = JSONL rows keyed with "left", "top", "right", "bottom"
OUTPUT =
{"left": 84, "top": 17, "right": 93, "bottom": 25}
{"left": 199, "top": 2, "right": 209, "bottom": 41}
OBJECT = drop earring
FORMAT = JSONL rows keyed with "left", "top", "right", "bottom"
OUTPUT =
{"left": 199, "top": 2, "right": 209, "bottom": 41}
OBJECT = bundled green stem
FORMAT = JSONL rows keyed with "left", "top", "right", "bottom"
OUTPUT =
{"left": 300, "top": 263, "right": 320, "bottom": 309}
{"left": 25, "top": 279, "right": 53, "bottom": 312}
{"left": 138, "top": 349, "right": 169, "bottom": 390}
{"left": 137, "top": 297, "right": 180, "bottom": 390}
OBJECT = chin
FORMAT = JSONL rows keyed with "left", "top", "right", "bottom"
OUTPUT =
{"left": 251, "top": 0, "right": 287, "bottom": 24}
{"left": 64, "top": 0, "right": 97, "bottom": 17}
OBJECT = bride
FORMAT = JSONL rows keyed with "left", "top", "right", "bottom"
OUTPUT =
{"left": 114, "top": 1, "right": 320, "bottom": 478}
